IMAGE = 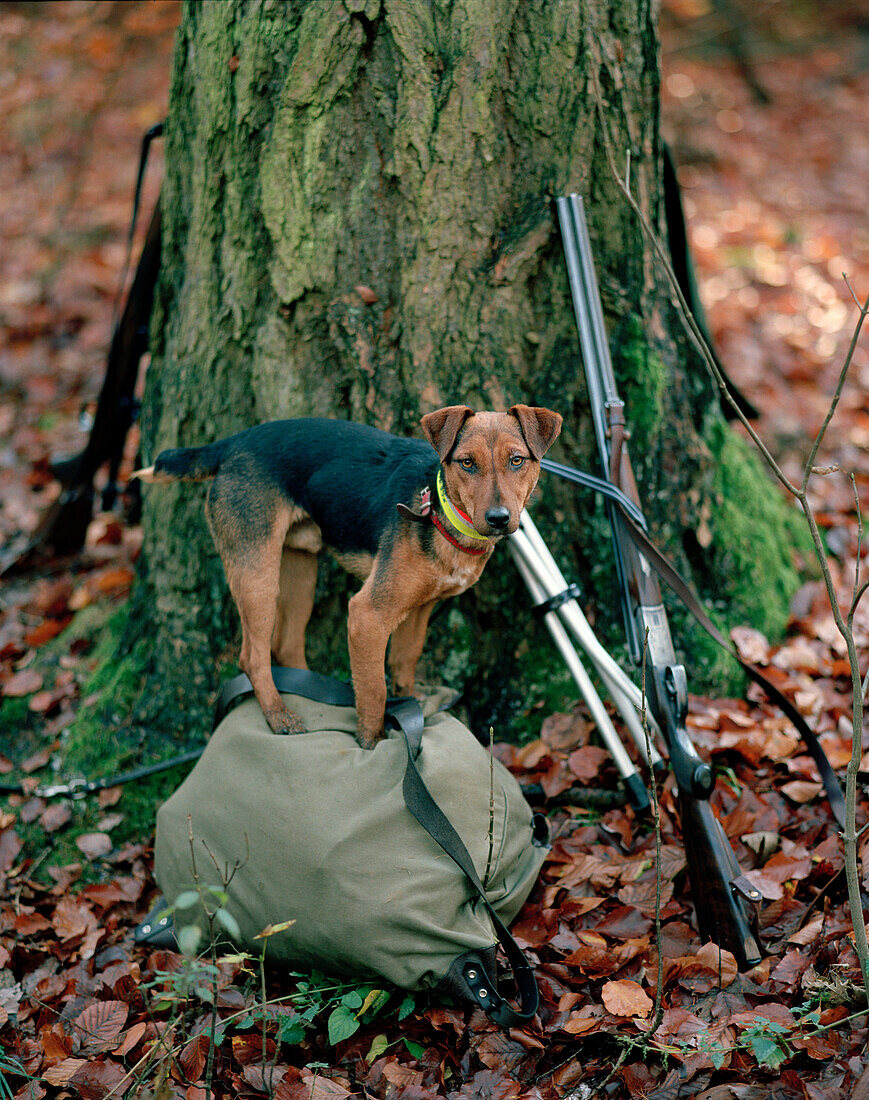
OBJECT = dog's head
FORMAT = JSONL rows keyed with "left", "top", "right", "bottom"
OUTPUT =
{"left": 421, "top": 405, "right": 562, "bottom": 537}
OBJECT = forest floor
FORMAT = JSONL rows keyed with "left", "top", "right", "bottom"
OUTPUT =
{"left": 1, "top": 2, "right": 868, "bottom": 1098}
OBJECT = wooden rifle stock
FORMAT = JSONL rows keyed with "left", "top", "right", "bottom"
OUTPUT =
{"left": 555, "top": 193, "right": 762, "bottom": 967}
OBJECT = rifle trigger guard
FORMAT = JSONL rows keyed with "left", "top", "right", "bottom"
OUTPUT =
{"left": 664, "top": 664, "right": 688, "bottom": 726}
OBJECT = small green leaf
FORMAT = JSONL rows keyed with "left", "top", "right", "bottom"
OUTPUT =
{"left": 366, "top": 1034, "right": 389, "bottom": 1063}
{"left": 397, "top": 993, "right": 416, "bottom": 1021}
{"left": 748, "top": 1034, "right": 786, "bottom": 1069}
{"left": 174, "top": 890, "right": 200, "bottom": 910}
{"left": 218, "top": 952, "right": 252, "bottom": 967}
{"left": 214, "top": 907, "right": 241, "bottom": 941}
{"left": 279, "top": 1017, "right": 307, "bottom": 1045}
{"left": 194, "top": 983, "right": 215, "bottom": 1004}
{"left": 404, "top": 1039, "right": 425, "bottom": 1059}
{"left": 328, "top": 1005, "right": 360, "bottom": 1045}
{"left": 341, "top": 990, "right": 364, "bottom": 1010}
{"left": 177, "top": 924, "right": 202, "bottom": 957}
{"left": 206, "top": 885, "right": 229, "bottom": 904}
{"left": 254, "top": 919, "right": 296, "bottom": 939}
{"left": 357, "top": 988, "right": 389, "bottom": 1018}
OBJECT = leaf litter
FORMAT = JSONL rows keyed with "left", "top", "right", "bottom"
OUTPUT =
{"left": 1, "top": 1, "right": 868, "bottom": 1097}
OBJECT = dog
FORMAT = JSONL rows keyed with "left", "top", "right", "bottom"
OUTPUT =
{"left": 137, "top": 405, "right": 562, "bottom": 747}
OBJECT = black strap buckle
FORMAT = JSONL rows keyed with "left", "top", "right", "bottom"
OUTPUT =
{"left": 531, "top": 582, "right": 582, "bottom": 619}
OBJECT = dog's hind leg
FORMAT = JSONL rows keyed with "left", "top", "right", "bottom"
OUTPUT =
{"left": 207, "top": 482, "right": 306, "bottom": 735}
{"left": 272, "top": 547, "right": 318, "bottom": 670}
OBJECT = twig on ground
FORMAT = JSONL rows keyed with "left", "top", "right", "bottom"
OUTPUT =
{"left": 484, "top": 726, "right": 495, "bottom": 888}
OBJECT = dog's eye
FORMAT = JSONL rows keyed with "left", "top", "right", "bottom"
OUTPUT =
{"left": 510, "top": 455, "right": 527, "bottom": 468}
{"left": 457, "top": 457, "right": 475, "bottom": 471}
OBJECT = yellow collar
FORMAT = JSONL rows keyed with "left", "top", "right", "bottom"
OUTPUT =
{"left": 436, "top": 470, "right": 489, "bottom": 542}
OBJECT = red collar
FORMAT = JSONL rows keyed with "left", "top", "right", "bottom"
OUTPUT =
{"left": 430, "top": 510, "right": 491, "bottom": 555}
{"left": 403, "top": 485, "right": 492, "bottom": 556}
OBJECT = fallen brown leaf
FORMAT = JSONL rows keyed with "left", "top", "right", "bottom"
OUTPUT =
{"left": 601, "top": 978, "right": 653, "bottom": 1018}
{"left": 24, "top": 617, "right": 71, "bottom": 647}
{"left": 20, "top": 743, "right": 58, "bottom": 773}
{"left": 69, "top": 1057, "right": 127, "bottom": 1099}
{"left": 52, "top": 895, "right": 91, "bottom": 940}
{"left": 3, "top": 666, "right": 44, "bottom": 697}
{"left": 75, "top": 832, "right": 113, "bottom": 860}
{"left": 0, "top": 828, "right": 23, "bottom": 873}
{"left": 40, "top": 802, "right": 72, "bottom": 833}
{"left": 42, "top": 1057, "right": 88, "bottom": 1087}
{"left": 730, "top": 626, "right": 770, "bottom": 664}
{"left": 74, "top": 1000, "right": 129, "bottom": 1054}
{"left": 780, "top": 780, "right": 823, "bottom": 804}
{"left": 112, "top": 1020, "right": 147, "bottom": 1058}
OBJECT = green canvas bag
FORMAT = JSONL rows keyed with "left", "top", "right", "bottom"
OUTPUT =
{"left": 153, "top": 669, "right": 549, "bottom": 1025}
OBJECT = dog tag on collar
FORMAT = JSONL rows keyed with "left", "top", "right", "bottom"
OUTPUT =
{"left": 396, "top": 485, "right": 432, "bottom": 522}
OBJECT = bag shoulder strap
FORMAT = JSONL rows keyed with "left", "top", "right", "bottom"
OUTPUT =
{"left": 387, "top": 700, "right": 540, "bottom": 1026}
{"left": 540, "top": 458, "right": 847, "bottom": 830}
{"left": 614, "top": 505, "right": 847, "bottom": 829}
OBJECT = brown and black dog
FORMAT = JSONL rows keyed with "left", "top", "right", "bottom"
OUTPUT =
{"left": 137, "top": 405, "right": 562, "bottom": 747}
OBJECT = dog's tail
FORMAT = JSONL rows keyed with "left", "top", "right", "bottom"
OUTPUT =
{"left": 133, "top": 441, "right": 226, "bottom": 485}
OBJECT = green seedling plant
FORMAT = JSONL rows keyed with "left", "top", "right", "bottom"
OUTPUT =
{"left": 234, "top": 969, "right": 420, "bottom": 1054}
{"left": 662, "top": 1002, "right": 829, "bottom": 1074}
{"left": 138, "top": 901, "right": 423, "bottom": 1099}
{"left": 739, "top": 1018, "right": 795, "bottom": 1071}
{"left": 0, "top": 1053, "right": 32, "bottom": 1100}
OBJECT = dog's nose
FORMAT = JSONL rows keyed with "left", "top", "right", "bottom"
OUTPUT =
{"left": 485, "top": 507, "right": 511, "bottom": 531}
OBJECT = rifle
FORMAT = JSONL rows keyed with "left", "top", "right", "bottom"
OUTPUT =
{"left": 550, "top": 192, "right": 763, "bottom": 968}
{"left": 1, "top": 124, "right": 163, "bottom": 575}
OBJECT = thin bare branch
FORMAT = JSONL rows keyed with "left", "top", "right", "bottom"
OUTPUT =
{"left": 851, "top": 578, "right": 869, "bottom": 621}
{"left": 845, "top": 273, "right": 863, "bottom": 309}
{"left": 584, "top": 55, "right": 801, "bottom": 499}
{"left": 802, "top": 290, "right": 869, "bottom": 491}
{"left": 484, "top": 726, "right": 496, "bottom": 888}
{"left": 849, "top": 473, "right": 866, "bottom": 623}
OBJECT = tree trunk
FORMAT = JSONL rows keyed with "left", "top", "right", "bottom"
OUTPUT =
{"left": 105, "top": 0, "right": 800, "bottom": 751}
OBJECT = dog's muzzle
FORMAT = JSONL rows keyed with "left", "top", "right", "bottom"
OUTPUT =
{"left": 485, "top": 507, "right": 512, "bottom": 534}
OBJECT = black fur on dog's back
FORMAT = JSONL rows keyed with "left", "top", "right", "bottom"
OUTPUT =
{"left": 153, "top": 440, "right": 229, "bottom": 481}
{"left": 151, "top": 419, "right": 440, "bottom": 557}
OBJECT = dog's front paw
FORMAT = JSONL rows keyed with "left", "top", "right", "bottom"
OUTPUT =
{"left": 265, "top": 703, "right": 307, "bottom": 736}
{"left": 356, "top": 726, "right": 384, "bottom": 750}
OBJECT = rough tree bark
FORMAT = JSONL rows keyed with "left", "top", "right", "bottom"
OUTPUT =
{"left": 98, "top": 0, "right": 800, "bottom": 754}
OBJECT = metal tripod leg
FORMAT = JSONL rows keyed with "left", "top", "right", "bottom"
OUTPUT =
{"left": 508, "top": 520, "right": 651, "bottom": 812}
{"left": 511, "top": 512, "right": 664, "bottom": 770}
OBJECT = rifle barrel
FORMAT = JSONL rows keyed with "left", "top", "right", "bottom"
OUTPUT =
{"left": 556, "top": 190, "right": 763, "bottom": 968}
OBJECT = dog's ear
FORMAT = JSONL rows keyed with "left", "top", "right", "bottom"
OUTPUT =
{"left": 421, "top": 406, "right": 475, "bottom": 461}
{"left": 508, "top": 405, "right": 563, "bottom": 459}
